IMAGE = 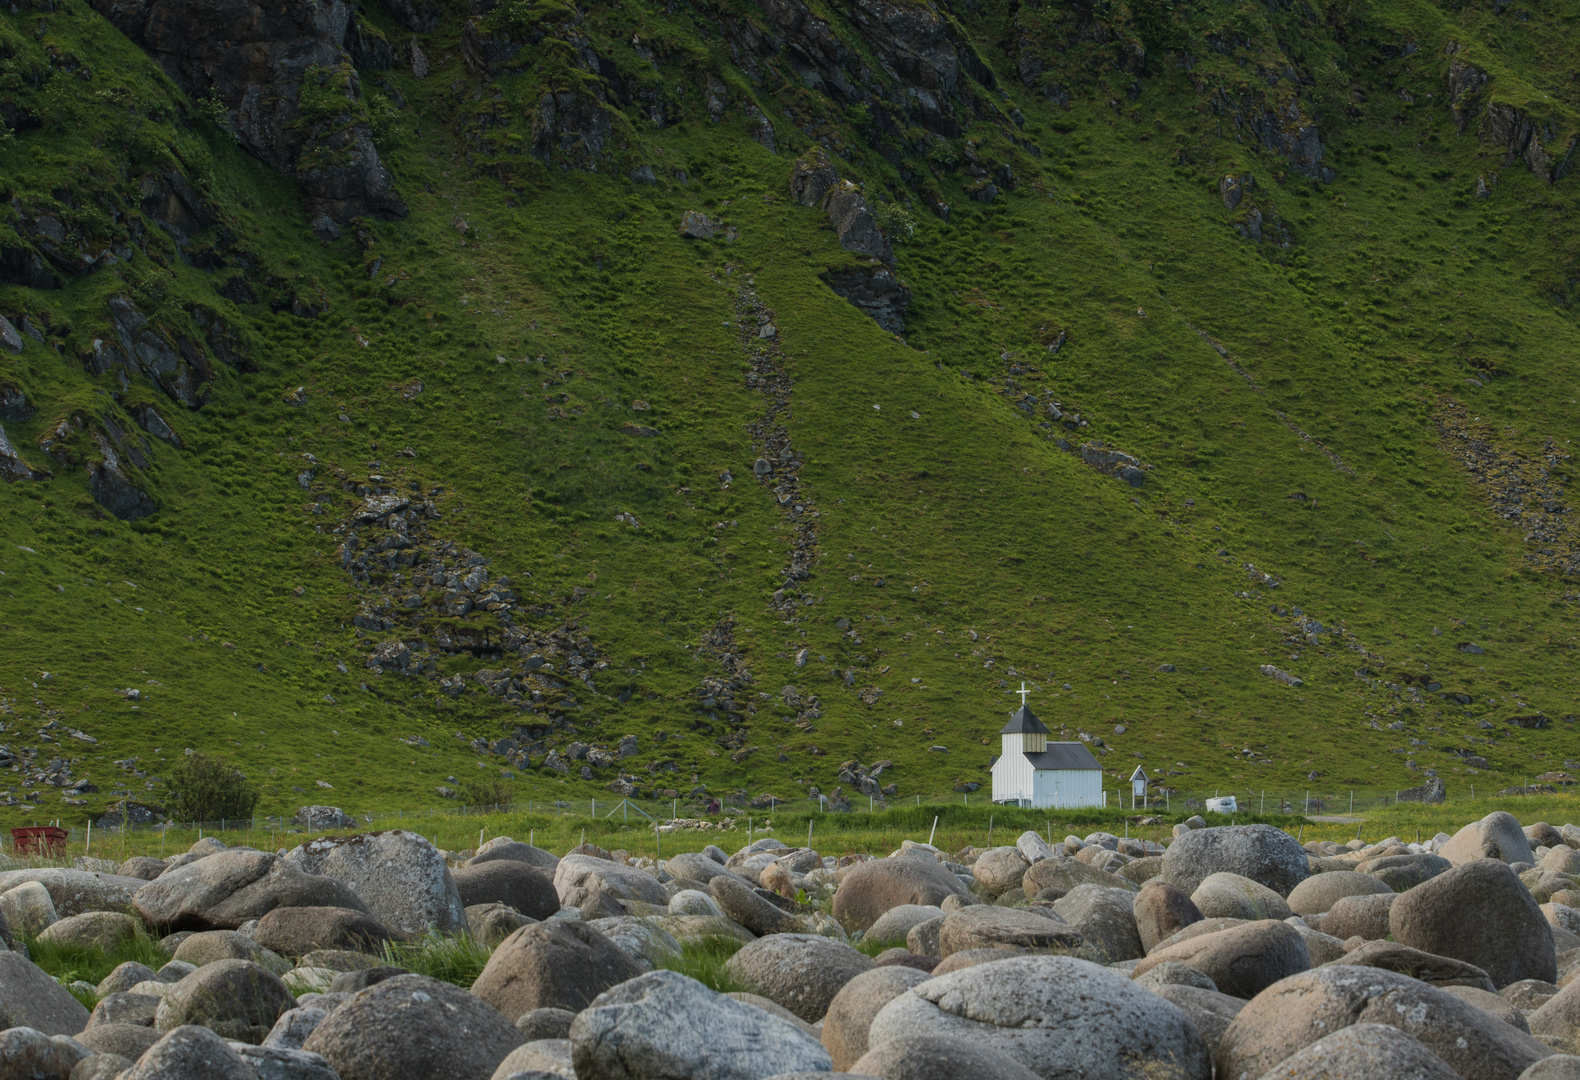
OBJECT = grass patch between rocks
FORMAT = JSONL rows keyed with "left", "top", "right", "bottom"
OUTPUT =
{"left": 24, "top": 930, "right": 170, "bottom": 1005}
{"left": 378, "top": 932, "right": 494, "bottom": 989}
{"left": 654, "top": 936, "right": 745, "bottom": 994}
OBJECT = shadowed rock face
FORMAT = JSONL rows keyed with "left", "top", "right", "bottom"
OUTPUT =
{"left": 88, "top": 0, "right": 405, "bottom": 223}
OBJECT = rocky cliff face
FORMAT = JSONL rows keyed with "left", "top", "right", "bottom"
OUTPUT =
{"left": 89, "top": 0, "right": 405, "bottom": 222}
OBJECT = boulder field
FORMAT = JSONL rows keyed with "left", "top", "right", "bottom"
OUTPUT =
{"left": 5, "top": 812, "right": 1580, "bottom": 1078}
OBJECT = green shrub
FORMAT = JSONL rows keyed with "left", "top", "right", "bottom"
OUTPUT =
{"left": 163, "top": 751, "right": 260, "bottom": 824}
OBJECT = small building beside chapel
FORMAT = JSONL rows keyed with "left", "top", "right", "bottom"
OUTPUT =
{"left": 990, "top": 701, "right": 1104, "bottom": 808}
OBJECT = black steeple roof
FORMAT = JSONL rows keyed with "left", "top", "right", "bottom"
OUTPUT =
{"left": 999, "top": 703, "right": 1050, "bottom": 735}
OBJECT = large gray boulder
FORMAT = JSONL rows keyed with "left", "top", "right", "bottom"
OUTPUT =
{"left": 1287, "top": 871, "right": 1395, "bottom": 916}
{"left": 133, "top": 851, "right": 278, "bottom": 931}
{"left": 723, "top": 934, "right": 875, "bottom": 1023}
{"left": 37, "top": 910, "right": 139, "bottom": 951}
{"left": 1051, "top": 886, "right": 1143, "bottom": 962}
{"left": 553, "top": 855, "right": 669, "bottom": 910}
{"left": 466, "top": 841, "right": 559, "bottom": 872}
{"left": 470, "top": 920, "right": 645, "bottom": 1018}
{"left": 972, "top": 847, "right": 1031, "bottom": 899}
{"left": 452, "top": 863, "right": 560, "bottom": 921}
{"left": 867, "top": 955, "right": 1209, "bottom": 1079}
{"left": 303, "top": 974, "right": 525, "bottom": 1080}
{"left": 935, "top": 906, "right": 1083, "bottom": 958}
{"left": 1191, "top": 872, "right": 1293, "bottom": 922}
{"left": 0, "top": 953, "right": 91, "bottom": 1034}
{"left": 255, "top": 906, "right": 393, "bottom": 957}
{"left": 1021, "top": 857, "right": 1132, "bottom": 898}
{"left": 203, "top": 861, "right": 371, "bottom": 928}
{"left": 1134, "top": 879, "right": 1204, "bottom": 953}
{"left": 866, "top": 905, "right": 943, "bottom": 946}
{"left": 832, "top": 859, "right": 972, "bottom": 933}
{"left": 283, "top": 831, "right": 466, "bottom": 936}
{"left": 821, "top": 966, "right": 931, "bottom": 1071}
{"left": 1331, "top": 940, "right": 1497, "bottom": 992}
{"left": 1390, "top": 859, "right": 1556, "bottom": 987}
{"left": 569, "top": 969, "right": 832, "bottom": 1079}
{"left": 585, "top": 916, "right": 682, "bottom": 970}
{"left": 1152, "top": 984, "right": 1244, "bottom": 1058}
{"left": 1217, "top": 965, "right": 1551, "bottom": 1080}
{"left": 850, "top": 1034, "right": 1043, "bottom": 1080}
{"left": 0, "top": 1027, "right": 93, "bottom": 1080}
{"left": 1441, "top": 812, "right": 1535, "bottom": 867}
{"left": 77, "top": 1021, "right": 163, "bottom": 1060}
{"left": 1259, "top": 1022, "right": 1462, "bottom": 1079}
{"left": 153, "top": 959, "right": 295, "bottom": 1044}
{"left": 0, "top": 868, "right": 147, "bottom": 918}
{"left": 708, "top": 875, "right": 801, "bottom": 937}
{"left": 468, "top": 902, "right": 535, "bottom": 947}
{"left": 1323, "top": 893, "right": 1399, "bottom": 941}
{"left": 1132, "top": 920, "right": 1310, "bottom": 1000}
{"left": 1161, "top": 825, "right": 1309, "bottom": 898}
{"left": 120, "top": 1024, "right": 258, "bottom": 1080}
{"left": 1355, "top": 853, "right": 1452, "bottom": 891}
{"left": 664, "top": 852, "right": 745, "bottom": 888}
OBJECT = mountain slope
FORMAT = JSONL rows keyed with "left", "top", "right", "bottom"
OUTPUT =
{"left": 2, "top": 0, "right": 1580, "bottom": 822}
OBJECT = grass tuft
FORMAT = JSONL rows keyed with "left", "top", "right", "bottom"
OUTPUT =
{"left": 653, "top": 935, "right": 745, "bottom": 993}
{"left": 23, "top": 929, "right": 171, "bottom": 1005}
{"left": 379, "top": 932, "right": 494, "bottom": 988}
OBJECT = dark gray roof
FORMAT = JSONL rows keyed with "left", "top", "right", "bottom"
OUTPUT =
{"left": 1024, "top": 742, "right": 1103, "bottom": 771}
{"left": 999, "top": 703, "right": 1050, "bottom": 735}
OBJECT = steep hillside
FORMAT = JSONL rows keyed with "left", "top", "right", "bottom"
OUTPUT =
{"left": 3, "top": 0, "right": 1580, "bottom": 823}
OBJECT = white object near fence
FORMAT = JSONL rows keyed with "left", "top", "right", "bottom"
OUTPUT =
{"left": 1206, "top": 796, "right": 1238, "bottom": 814}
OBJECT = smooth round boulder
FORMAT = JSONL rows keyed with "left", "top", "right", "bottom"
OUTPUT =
{"left": 867, "top": 955, "right": 1209, "bottom": 1079}
{"left": 724, "top": 933, "right": 875, "bottom": 1023}
{"left": 821, "top": 966, "right": 931, "bottom": 1071}
{"left": 515, "top": 1007, "right": 576, "bottom": 1041}
{"left": 452, "top": 862, "right": 560, "bottom": 922}
{"left": 972, "top": 847, "right": 1031, "bottom": 899}
{"left": 1390, "top": 859, "right": 1556, "bottom": 988}
{"left": 98, "top": 961, "right": 158, "bottom": 997}
{"left": 1440, "top": 811, "right": 1535, "bottom": 867}
{"left": 1440, "top": 984, "right": 1531, "bottom": 1032}
{"left": 303, "top": 973, "right": 526, "bottom": 1080}
{"left": 282, "top": 831, "right": 467, "bottom": 936}
{"left": 467, "top": 842, "right": 559, "bottom": 872}
{"left": 1287, "top": 871, "right": 1395, "bottom": 916}
{"left": 262, "top": 1005, "right": 329, "bottom": 1050}
{"left": 936, "top": 905, "right": 1083, "bottom": 958}
{"left": 76, "top": 1021, "right": 162, "bottom": 1060}
{"left": 37, "top": 911, "right": 139, "bottom": 951}
{"left": 89, "top": 992, "right": 161, "bottom": 1029}
{"left": 1527, "top": 980, "right": 1580, "bottom": 1049}
{"left": 1135, "top": 879, "right": 1204, "bottom": 954}
{"left": 203, "top": 862, "right": 372, "bottom": 929}
{"left": 153, "top": 959, "right": 295, "bottom": 1044}
{"left": 1051, "top": 885, "right": 1143, "bottom": 962}
{"left": 832, "top": 859, "right": 972, "bottom": 932}
{"left": 132, "top": 850, "right": 277, "bottom": 932}
{"left": 1133, "top": 960, "right": 1218, "bottom": 993}
{"left": 1153, "top": 984, "right": 1244, "bottom": 1057}
{"left": 850, "top": 1034, "right": 1043, "bottom": 1080}
{"left": 1191, "top": 872, "right": 1293, "bottom": 922}
{"left": 119, "top": 857, "right": 169, "bottom": 881}
{"left": 2, "top": 881, "right": 58, "bottom": 935}
{"left": 0, "top": 952, "right": 92, "bottom": 1035}
{"left": 74, "top": 1053, "right": 134, "bottom": 1080}
{"left": 1259, "top": 1022, "right": 1462, "bottom": 1080}
{"left": 1161, "top": 825, "right": 1309, "bottom": 898}
{"left": 1021, "top": 857, "right": 1132, "bottom": 898}
{"left": 255, "top": 906, "right": 393, "bottom": 957}
{"left": 470, "top": 919, "right": 645, "bottom": 1018}
{"left": 1331, "top": 940, "right": 1496, "bottom": 992}
{"left": 553, "top": 854, "right": 670, "bottom": 910}
{"left": 1322, "top": 893, "right": 1398, "bottom": 942}
{"left": 1132, "top": 920, "right": 1310, "bottom": 1000}
{"left": 667, "top": 889, "right": 722, "bottom": 917}
{"left": 905, "top": 915, "right": 944, "bottom": 958}
{"left": 708, "top": 875, "right": 801, "bottom": 937}
{"left": 171, "top": 930, "right": 270, "bottom": 968}
{"left": 1217, "top": 964, "right": 1551, "bottom": 1080}
{"left": 119, "top": 1025, "right": 258, "bottom": 1080}
{"left": 1355, "top": 853, "right": 1451, "bottom": 891}
{"left": 1505, "top": 979, "right": 1563, "bottom": 1010}
{"left": 467, "top": 902, "right": 535, "bottom": 947}
{"left": 1523, "top": 1057, "right": 1580, "bottom": 1079}
{"left": 867, "top": 905, "right": 943, "bottom": 946}
{"left": 569, "top": 969, "right": 832, "bottom": 1078}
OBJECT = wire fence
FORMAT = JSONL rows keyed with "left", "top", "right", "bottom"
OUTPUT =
{"left": 11, "top": 779, "right": 1549, "bottom": 855}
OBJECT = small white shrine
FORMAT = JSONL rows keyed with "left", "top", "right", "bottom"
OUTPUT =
{"left": 990, "top": 686, "right": 1104, "bottom": 808}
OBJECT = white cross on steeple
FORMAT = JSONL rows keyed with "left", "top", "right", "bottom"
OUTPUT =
{"left": 1017, "top": 681, "right": 1030, "bottom": 706}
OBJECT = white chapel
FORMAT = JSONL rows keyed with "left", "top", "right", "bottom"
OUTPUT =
{"left": 989, "top": 693, "right": 1104, "bottom": 808}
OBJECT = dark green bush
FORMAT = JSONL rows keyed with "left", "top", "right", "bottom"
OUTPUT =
{"left": 163, "top": 751, "right": 260, "bottom": 823}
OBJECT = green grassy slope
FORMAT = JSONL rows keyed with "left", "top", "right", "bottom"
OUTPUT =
{"left": 2, "top": 0, "right": 1580, "bottom": 826}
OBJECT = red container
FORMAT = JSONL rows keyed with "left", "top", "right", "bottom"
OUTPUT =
{"left": 11, "top": 826, "right": 68, "bottom": 857}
